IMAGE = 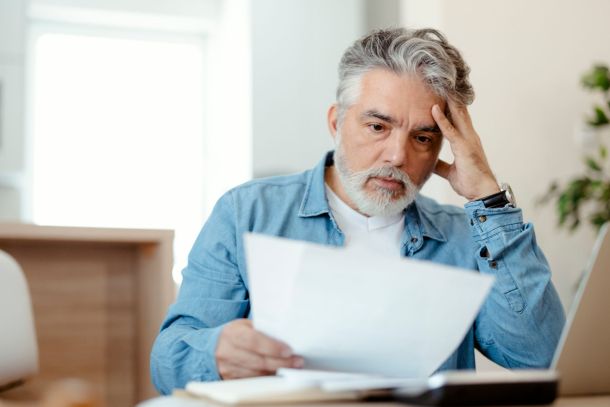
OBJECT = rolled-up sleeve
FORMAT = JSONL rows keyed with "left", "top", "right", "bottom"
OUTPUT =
{"left": 150, "top": 191, "right": 250, "bottom": 394}
{"left": 465, "top": 201, "right": 566, "bottom": 369}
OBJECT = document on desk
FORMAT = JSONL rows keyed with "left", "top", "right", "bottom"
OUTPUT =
{"left": 244, "top": 233, "right": 495, "bottom": 379}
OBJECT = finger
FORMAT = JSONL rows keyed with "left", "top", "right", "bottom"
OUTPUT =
{"left": 217, "top": 344, "right": 266, "bottom": 371}
{"left": 232, "top": 326, "right": 293, "bottom": 358}
{"left": 433, "top": 159, "right": 452, "bottom": 180}
{"left": 218, "top": 361, "right": 269, "bottom": 380}
{"left": 259, "top": 354, "right": 304, "bottom": 372}
{"left": 220, "top": 346, "right": 303, "bottom": 372}
{"left": 447, "top": 99, "right": 473, "bottom": 134}
{"left": 431, "top": 104, "right": 458, "bottom": 143}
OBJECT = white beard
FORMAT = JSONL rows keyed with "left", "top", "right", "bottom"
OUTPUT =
{"left": 333, "top": 138, "right": 419, "bottom": 217}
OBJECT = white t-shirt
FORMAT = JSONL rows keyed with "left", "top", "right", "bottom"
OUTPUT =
{"left": 325, "top": 184, "right": 405, "bottom": 257}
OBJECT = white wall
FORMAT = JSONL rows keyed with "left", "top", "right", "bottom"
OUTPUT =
{"left": 250, "top": 0, "right": 366, "bottom": 178}
{"left": 0, "top": 0, "right": 26, "bottom": 220}
{"left": 204, "top": 0, "right": 252, "bottom": 212}
{"left": 403, "top": 0, "right": 610, "bottom": 311}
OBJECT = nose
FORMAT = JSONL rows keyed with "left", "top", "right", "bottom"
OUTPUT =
{"left": 382, "top": 131, "right": 408, "bottom": 167}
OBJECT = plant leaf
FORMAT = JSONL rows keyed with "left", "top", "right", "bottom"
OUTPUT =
{"left": 602, "top": 183, "right": 610, "bottom": 201}
{"left": 581, "top": 65, "right": 610, "bottom": 91}
{"left": 600, "top": 144, "right": 608, "bottom": 160}
{"left": 590, "top": 180, "right": 603, "bottom": 191}
{"left": 585, "top": 156, "right": 603, "bottom": 172}
{"left": 587, "top": 106, "right": 610, "bottom": 126}
{"left": 590, "top": 212, "right": 610, "bottom": 229}
{"left": 537, "top": 181, "right": 559, "bottom": 205}
{"left": 557, "top": 193, "right": 569, "bottom": 225}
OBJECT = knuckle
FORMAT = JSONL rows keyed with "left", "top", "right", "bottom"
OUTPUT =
{"left": 445, "top": 128, "right": 458, "bottom": 139}
{"left": 218, "top": 363, "right": 231, "bottom": 379}
{"left": 257, "top": 355, "right": 272, "bottom": 371}
{"left": 244, "top": 333, "right": 258, "bottom": 350}
{"left": 215, "top": 342, "right": 227, "bottom": 360}
{"left": 262, "top": 358, "right": 279, "bottom": 373}
{"left": 257, "top": 338, "right": 274, "bottom": 353}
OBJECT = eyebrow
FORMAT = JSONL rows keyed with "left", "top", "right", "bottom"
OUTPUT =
{"left": 361, "top": 110, "right": 398, "bottom": 125}
{"left": 414, "top": 125, "right": 442, "bottom": 135}
{"left": 361, "top": 109, "right": 443, "bottom": 136}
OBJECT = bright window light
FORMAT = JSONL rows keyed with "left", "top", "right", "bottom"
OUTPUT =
{"left": 31, "top": 32, "right": 205, "bottom": 284}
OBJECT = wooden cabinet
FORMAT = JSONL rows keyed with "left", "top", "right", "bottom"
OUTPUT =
{"left": 0, "top": 223, "right": 175, "bottom": 406}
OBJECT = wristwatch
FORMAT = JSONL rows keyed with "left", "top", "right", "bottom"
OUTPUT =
{"left": 479, "top": 182, "right": 517, "bottom": 208}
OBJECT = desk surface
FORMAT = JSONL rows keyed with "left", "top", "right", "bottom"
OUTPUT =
{"left": 140, "top": 395, "right": 610, "bottom": 407}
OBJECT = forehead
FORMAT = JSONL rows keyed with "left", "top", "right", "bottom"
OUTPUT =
{"left": 354, "top": 68, "right": 445, "bottom": 120}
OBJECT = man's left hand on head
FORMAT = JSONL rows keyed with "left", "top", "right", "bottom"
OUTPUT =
{"left": 431, "top": 100, "right": 501, "bottom": 201}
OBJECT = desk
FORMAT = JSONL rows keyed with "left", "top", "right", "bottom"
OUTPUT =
{"left": 139, "top": 395, "right": 610, "bottom": 407}
{"left": 0, "top": 223, "right": 175, "bottom": 406}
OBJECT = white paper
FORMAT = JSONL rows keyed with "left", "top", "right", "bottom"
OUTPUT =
{"left": 185, "top": 376, "right": 360, "bottom": 404}
{"left": 277, "top": 368, "right": 427, "bottom": 393}
{"left": 277, "top": 367, "right": 376, "bottom": 384}
{"left": 243, "top": 233, "right": 306, "bottom": 339}
{"left": 244, "top": 233, "right": 494, "bottom": 378}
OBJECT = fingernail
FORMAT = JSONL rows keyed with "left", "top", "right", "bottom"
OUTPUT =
{"left": 293, "top": 357, "right": 304, "bottom": 368}
{"left": 281, "top": 348, "right": 293, "bottom": 358}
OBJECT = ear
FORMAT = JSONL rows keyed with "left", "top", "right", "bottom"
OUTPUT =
{"left": 327, "top": 104, "right": 339, "bottom": 141}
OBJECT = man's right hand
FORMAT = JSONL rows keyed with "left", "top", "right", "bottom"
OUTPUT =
{"left": 215, "top": 319, "right": 304, "bottom": 379}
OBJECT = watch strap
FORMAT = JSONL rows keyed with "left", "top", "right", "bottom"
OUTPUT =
{"left": 480, "top": 190, "right": 511, "bottom": 208}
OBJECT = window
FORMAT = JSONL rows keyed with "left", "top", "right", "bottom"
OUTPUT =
{"left": 31, "top": 28, "right": 205, "bottom": 283}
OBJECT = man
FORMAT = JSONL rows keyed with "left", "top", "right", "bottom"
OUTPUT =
{"left": 150, "top": 28, "right": 565, "bottom": 395}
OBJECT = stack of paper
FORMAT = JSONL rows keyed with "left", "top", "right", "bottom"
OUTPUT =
{"left": 185, "top": 234, "right": 495, "bottom": 405}
{"left": 185, "top": 374, "right": 366, "bottom": 405}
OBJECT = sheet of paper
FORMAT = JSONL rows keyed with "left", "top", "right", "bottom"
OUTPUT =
{"left": 243, "top": 233, "right": 307, "bottom": 339}
{"left": 277, "top": 368, "right": 428, "bottom": 393}
{"left": 277, "top": 367, "right": 375, "bottom": 384}
{"left": 244, "top": 233, "right": 494, "bottom": 378}
{"left": 185, "top": 376, "right": 360, "bottom": 404}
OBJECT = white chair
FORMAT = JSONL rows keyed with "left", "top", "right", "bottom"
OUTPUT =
{"left": 0, "top": 250, "right": 38, "bottom": 391}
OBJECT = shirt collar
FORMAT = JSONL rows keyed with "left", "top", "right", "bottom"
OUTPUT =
{"left": 298, "top": 151, "right": 448, "bottom": 243}
{"left": 298, "top": 151, "right": 334, "bottom": 217}
{"left": 410, "top": 195, "right": 447, "bottom": 242}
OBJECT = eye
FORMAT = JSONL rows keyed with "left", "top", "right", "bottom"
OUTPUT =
{"left": 368, "top": 123, "right": 386, "bottom": 133}
{"left": 415, "top": 134, "right": 432, "bottom": 144}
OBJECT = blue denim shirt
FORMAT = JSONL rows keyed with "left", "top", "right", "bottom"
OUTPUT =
{"left": 150, "top": 152, "right": 565, "bottom": 395}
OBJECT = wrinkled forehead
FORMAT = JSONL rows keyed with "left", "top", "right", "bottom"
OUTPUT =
{"left": 341, "top": 67, "right": 445, "bottom": 110}
{"left": 349, "top": 69, "right": 446, "bottom": 119}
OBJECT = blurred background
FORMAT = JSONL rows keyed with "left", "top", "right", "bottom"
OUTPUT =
{"left": 1, "top": 0, "right": 609, "bottom": 319}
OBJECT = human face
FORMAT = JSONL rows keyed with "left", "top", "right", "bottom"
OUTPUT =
{"left": 326, "top": 69, "right": 445, "bottom": 216}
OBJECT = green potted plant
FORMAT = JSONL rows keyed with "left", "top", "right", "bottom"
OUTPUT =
{"left": 540, "top": 64, "right": 610, "bottom": 231}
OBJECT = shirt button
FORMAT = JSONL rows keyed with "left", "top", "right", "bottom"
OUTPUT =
{"left": 411, "top": 237, "right": 418, "bottom": 243}
{"left": 489, "top": 261, "right": 498, "bottom": 269}
{"left": 478, "top": 215, "right": 487, "bottom": 223}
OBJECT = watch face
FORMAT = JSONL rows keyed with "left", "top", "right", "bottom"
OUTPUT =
{"left": 500, "top": 182, "right": 517, "bottom": 207}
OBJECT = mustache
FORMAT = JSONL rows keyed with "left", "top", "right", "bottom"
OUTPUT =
{"left": 358, "top": 166, "right": 411, "bottom": 187}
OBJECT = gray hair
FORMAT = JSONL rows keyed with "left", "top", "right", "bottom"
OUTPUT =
{"left": 336, "top": 27, "right": 474, "bottom": 122}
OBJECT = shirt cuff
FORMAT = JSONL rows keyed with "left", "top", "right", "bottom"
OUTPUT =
{"left": 464, "top": 200, "right": 524, "bottom": 242}
{"left": 182, "top": 324, "right": 224, "bottom": 382}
